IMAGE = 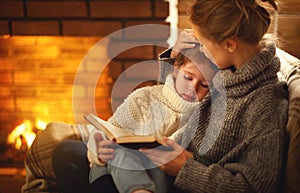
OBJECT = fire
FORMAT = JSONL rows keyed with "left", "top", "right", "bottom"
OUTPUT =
{"left": 7, "top": 119, "right": 47, "bottom": 150}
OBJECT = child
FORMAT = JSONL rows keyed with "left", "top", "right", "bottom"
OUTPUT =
{"left": 87, "top": 44, "right": 217, "bottom": 193}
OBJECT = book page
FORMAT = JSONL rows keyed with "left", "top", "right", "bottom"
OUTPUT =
{"left": 85, "top": 114, "right": 171, "bottom": 150}
{"left": 85, "top": 114, "right": 134, "bottom": 138}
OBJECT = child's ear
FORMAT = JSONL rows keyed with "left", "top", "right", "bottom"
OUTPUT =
{"left": 224, "top": 39, "right": 237, "bottom": 52}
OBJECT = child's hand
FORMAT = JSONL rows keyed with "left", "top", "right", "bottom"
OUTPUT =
{"left": 171, "top": 29, "right": 199, "bottom": 58}
{"left": 94, "top": 132, "right": 115, "bottom": 163}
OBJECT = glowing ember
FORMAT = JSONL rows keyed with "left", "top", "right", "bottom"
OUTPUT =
{"left": 7, "top": 119, "right": 47, "bottom": 150}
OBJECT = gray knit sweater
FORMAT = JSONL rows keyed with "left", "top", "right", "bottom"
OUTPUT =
{"left": 161, "top": 37, "right": 288, "bottom": 193}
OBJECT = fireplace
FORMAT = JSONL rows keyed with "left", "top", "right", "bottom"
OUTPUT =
{"left": 0, "top": 35, "right": 171, "bottom": 163}
{"left": 0, "top": 35, "right": 104, "bottom": 165}
{"left": 0, "top": 0, "right": 171, "bottom": 161}
{"left": 0, "top": 34, "right": 170, "bottom": 193}
{"left": 0, "top": 0, "right": 171, "bottom": 192}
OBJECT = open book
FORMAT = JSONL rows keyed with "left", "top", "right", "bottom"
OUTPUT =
{"left": 84, "top": 113, "right": 170, "bottom": 150}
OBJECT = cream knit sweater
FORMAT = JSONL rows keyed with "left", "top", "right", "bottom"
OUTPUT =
{"left": 88, "top": 74, "right": 208, "bottom": 165}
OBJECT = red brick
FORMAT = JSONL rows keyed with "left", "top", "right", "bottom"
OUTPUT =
{"left": 0, "top": 20, "right": 9, "bottom": 35}
{"left": 32, "top": 85, "right": 73, "bottom": 97}
{"left": 154, "top": 0, "right": 169, "bottom": 18}
{"left": 120, "top": 46, "right": 155, "bottom": 60}
{"left": 0, "top": 71, "right": 12, "bottom": 84}
{"left": 0, "top": 36, "right": 118, "bottom": 127}
{"left": 15, "top": 97, "right": 74, "bottom": 123}
{"left": 95, "top": 107, "right": 112, "bottom": 120}
{"left": 0, "top": 1, "right": 24, "bottom": 18}
{"left": 63, "top": 20, "right": 122, "bottom": 36}
{"left": 7, "top": 36, "right": 37, "bottom": 47}
{"left": 0, "top": 98, "right": 14, "bottom": 111}
{"left": 60, "top": 46, "right": 92, "bottom": 60}
{"left": 90, "top": 1, "right": 152, "bottom": 18}
{"left": 12, "top": 21, "right": 59, "bottom": 35}
{"left": 27, "top": 1, "right": 87, "bottom": 18}
{"left": 108, "top": 61, "right": 123, "bottom": 79}
{"left": 72, "top": 85, "right": 87, "bottom": 98}
{"left": 13, "top": 45, "right": 59, "bottom": 60}
{"left": 0, "top": 112, "right": 20, "bottom": 132}
{"left": 0, "top": 46, "right": 9, "bottom": 58}
{"left": 107, "top": 40, "right": 155, "bottom": 60}
{"left": 0, "top": 59, "right": 14, "bottom": 71}
{"left": 14, "top": 71, "right": 39, "bottom": 85}
{"left": 13, "top": 85, "right": 37, "bottom": 97}
{"left": 83, "top": 59, "right": 112, "bottom": 74}
{"left": 0, "top": 86, "right": 12, "bottom": 97}
{"left": 123, "top": 60, "right": 159, "bottom": 80}
{"left": 110, "top": 79, "right": 142, "bottom": 99}
{"left": 95, "top": 83, "right": 111, "bottom": 99}
{"left": 124, "top": 21, "right": 170, "bottom": 40}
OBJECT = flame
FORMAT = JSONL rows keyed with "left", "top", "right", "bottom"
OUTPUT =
{"left": 7, "top": 119, "right": 47, "bottom": 150}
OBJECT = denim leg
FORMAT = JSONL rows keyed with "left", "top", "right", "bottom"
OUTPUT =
{"left": 52, "top": 140, "right": 90, "bottom": 193}
{"left": 147, "top": 167, "right": 170, "bottom": 193}
{"left": 89, "top": 165, "right": 110, "bottom": 184}
{"left": 107, "top": 148, "right": 155, "bottom": 193}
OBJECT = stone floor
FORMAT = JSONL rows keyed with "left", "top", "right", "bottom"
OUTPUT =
{"left": 0, "top": 167, "right": 26, "bottom": 193}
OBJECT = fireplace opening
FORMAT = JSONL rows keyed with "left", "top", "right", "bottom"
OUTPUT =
{"left": 0, "top": 34, "right": 168, "bottom": 168}
{"left": 0, "top": 35, "right": 112, "bottom": 167}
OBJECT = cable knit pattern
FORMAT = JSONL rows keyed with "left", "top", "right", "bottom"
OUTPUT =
{"left": 107, "top": 74, "right": 208, "bottom": 140}
{"left": 173, "top": 37, "right": 289, "bottom": 193}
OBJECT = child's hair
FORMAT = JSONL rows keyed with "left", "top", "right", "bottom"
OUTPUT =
{"left": 174, "top": 44, "right": 217, "bottom": 71}
{"left": 189, "top": 0, "right": 278, "bottom": 45}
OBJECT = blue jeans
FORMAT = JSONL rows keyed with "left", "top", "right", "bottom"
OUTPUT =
{"left": 53, "top": 140, "right": 184, "bottom": 193}
{"left": 90, "top": 148, "right": 169, "bottom": 193}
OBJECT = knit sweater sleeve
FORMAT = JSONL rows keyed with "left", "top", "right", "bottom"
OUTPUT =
{"left": 175, "top": 90, "right": 288, "bottom": 193}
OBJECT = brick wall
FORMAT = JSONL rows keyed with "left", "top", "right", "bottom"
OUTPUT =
{"left": 0, "top": 0, "right": 170, "bottom": 144}
{"left": 177, "top": 0, "right": 300, "bottom": 59}
{"left": 0, "top": 0, "right": 169, "bottom": 36}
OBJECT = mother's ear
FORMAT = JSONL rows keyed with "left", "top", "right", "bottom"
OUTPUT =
{"left": 224, "top": 39, "right": 237, "bottom": 52}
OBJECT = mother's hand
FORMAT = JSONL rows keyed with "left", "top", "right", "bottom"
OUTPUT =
{"left": 94, "top": 132, "right": 115, "bottom": 163}
{"left": 140, "top": 137, "right": 193, "bottom": 176}
{"left": 171, "top": 29, "right": 199, "bottom": 58}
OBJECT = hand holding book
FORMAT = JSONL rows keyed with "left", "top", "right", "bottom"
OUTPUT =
{"left": 84, "top": 113, "right": 172, "bottom": 150}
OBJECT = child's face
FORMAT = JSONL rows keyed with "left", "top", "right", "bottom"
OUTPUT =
{"left": 174, "top": 61, "right": 215, "bottom": 102}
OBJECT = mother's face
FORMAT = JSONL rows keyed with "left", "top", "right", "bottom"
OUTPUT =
{"left": 191, "top": 25, "right": 232, "bottom": 70}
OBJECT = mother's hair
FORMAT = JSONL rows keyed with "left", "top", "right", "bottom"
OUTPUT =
{"left": 189, "top": 0, "right": 278, "bottom": 44}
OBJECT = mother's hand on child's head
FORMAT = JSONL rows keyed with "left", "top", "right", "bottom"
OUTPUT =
{"left": 94, "top": 132, "right": 115, "bottom": 163}
{"left": 140, "top": 137, "right": 194, "bottom": 176}
{"left": 171, "top": 29, "right": 199, "bottom": 59}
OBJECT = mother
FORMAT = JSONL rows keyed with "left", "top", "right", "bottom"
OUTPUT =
{"left": 140, "top": 0, "right": 288, "bottom": 192}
